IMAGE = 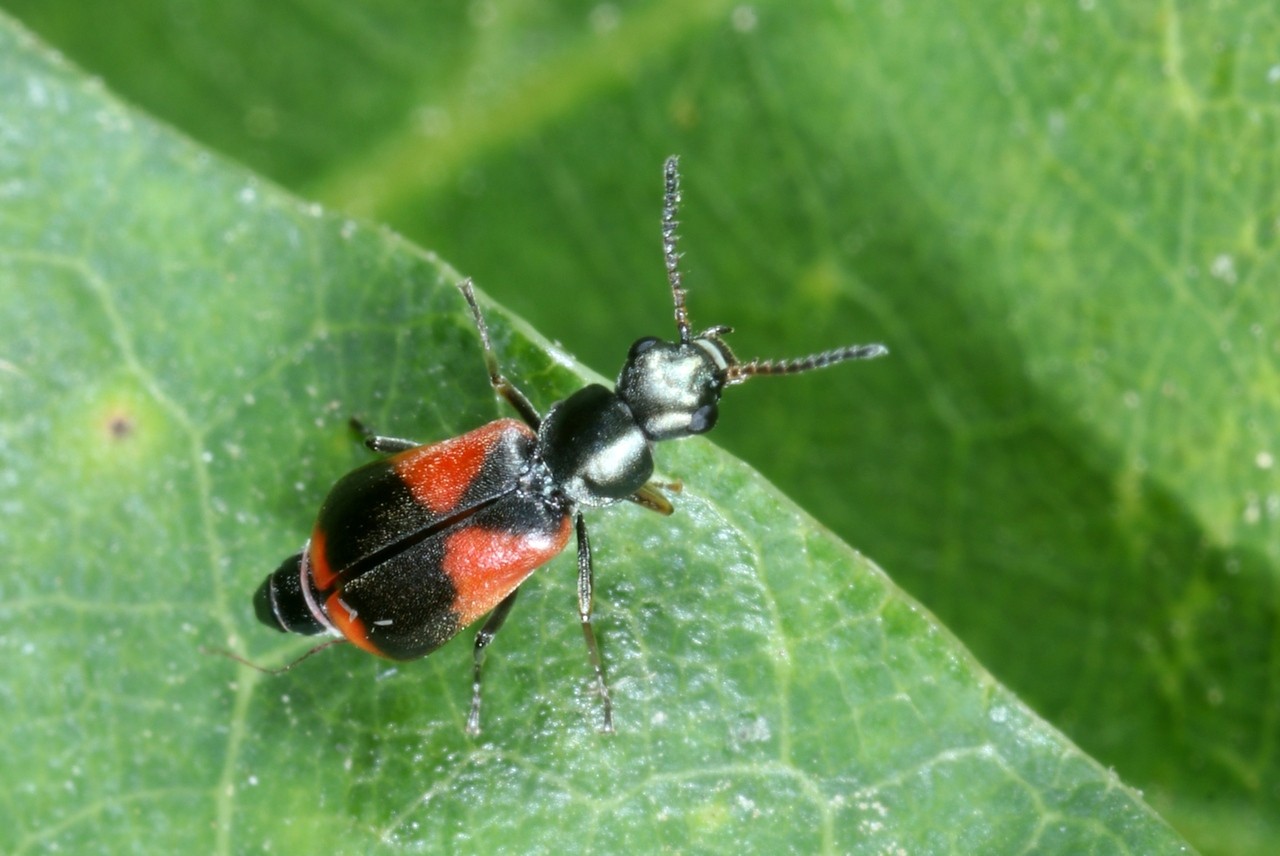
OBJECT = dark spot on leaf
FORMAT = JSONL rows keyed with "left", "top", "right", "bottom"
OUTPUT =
{"left": 106, "top": 412, "right": 134, "bottom": 441}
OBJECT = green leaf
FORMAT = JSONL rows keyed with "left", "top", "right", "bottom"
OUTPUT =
{"left": 4, "top": 0, "right": 1268, "bottom": 852}
{"left": 0, "top": 14, "right": 1189, "bottom": 856}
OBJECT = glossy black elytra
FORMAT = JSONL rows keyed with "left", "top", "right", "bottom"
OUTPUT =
{"left": 252, "top": 157, "right": 888, "bottom": 733}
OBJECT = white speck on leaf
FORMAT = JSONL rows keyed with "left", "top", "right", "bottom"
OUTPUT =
{"left": 732, "top": 6, "right": 758, "bottom": 33}
{"left": 1209, "top": 253, "right": 1237, "bottom": 284}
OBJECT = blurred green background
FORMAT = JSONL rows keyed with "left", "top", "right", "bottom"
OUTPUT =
{"left": 3, "top": 0, "right": 1276, "bottom": 852}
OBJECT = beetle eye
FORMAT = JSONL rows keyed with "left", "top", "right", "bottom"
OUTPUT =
{"left": 687, "top": 404, "right": 718, "bottom": 434}
{"left": 627, "top": 337, "right": 660, "bottom": 360}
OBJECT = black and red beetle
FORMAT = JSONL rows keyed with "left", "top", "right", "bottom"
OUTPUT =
{"left": 254, "top": 157, "right": 888, "bottom": 733}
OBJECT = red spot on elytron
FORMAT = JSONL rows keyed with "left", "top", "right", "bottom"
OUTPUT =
{"left": 445, "top": 517, "right": 573, "bottom": 626}
{"left": 308, "top": 528, "right": 336, "bottom": 590}
{"left": 326, "top": 591, "right": 384, "bottom": 657}
{"left": 392, "top": 419, "right": 534, "bottom": 515}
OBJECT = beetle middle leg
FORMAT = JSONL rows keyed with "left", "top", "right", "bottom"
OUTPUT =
{"left": 348, "top": 417, "right": 419, "bottom": 454}
{"left": 457, "top": 279, "right": 543, "bottom": 430}
{"left": 575, "top": 512, "right": 615, "bottom": 733}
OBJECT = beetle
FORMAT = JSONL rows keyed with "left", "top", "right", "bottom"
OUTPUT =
{"left": 253, "top": 156, "right": 888, "bottom": 733}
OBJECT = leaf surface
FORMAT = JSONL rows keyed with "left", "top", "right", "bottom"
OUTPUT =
{"left": 3, "top": 2, "right": 1268, "bottom": 852}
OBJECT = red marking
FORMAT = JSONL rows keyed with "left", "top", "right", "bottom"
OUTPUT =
{"left": 392, "top": 419, "right": 534, "bottom": 515}
{"left": 326, "top": 591, "right": 385, "bottom": 657}
{"left": 445, "top": 516, "right": 573, "bottom": 626}
{"left": 308, "top": 529, "right": 336, "bottom": 590}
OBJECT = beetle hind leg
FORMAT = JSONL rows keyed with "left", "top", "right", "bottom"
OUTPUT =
{"left": 466, "top": 587, "right": 521, "bottom": 735}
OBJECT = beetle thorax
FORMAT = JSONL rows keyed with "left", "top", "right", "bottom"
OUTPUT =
{"left": 516, "top": 455, "right": 560, "bottom": 502}
{"left": 536, "top": 384, "right": 655, "bottom": 507}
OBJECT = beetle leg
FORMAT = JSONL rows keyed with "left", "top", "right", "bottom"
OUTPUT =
{"left": 575, "top": 513, "right": 615, "bottom": 733}
{"left": 466, "top": 586, "right": 521, "bottom": 735}
{"left": 627, "top": 482, "right": 677, "bottom": 516}
{"left": 457, "top": 279, "right": 543, "bottom": 430}
{"left": 348, "top": 417, "right": 419, "bottom": 454}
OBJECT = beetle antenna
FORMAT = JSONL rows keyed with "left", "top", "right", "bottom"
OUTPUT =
{"left": 201, "top": 638, "right": 346, "bottom": 675}
{"left": 662, "top": 155, "right": 692, "bottom": 345}
{"left": 725, "top": 343, "right": 889, "bottom": 385}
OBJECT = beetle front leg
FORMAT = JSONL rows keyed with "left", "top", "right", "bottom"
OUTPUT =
{"left": 466, "top": 587, "right": 520, "bottom": 735}
{"left": 575, "top": 513, "right": 615, "bottom": 733}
